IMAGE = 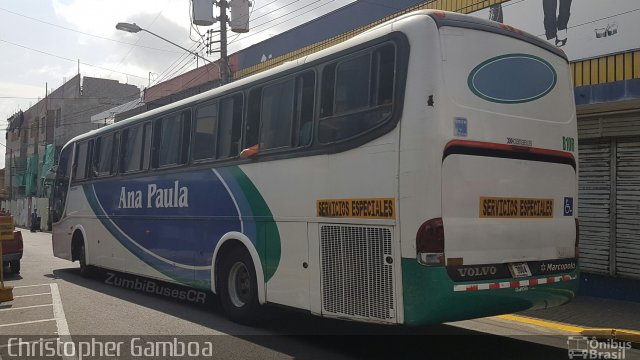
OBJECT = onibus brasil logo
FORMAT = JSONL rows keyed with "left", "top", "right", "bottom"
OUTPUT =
{"left": 567, "top": 336, "right": 632, "bottom": 359}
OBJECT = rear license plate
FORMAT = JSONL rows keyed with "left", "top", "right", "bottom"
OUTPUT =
{"left": 508, "top": 262, "right": 532, "bottom": 278}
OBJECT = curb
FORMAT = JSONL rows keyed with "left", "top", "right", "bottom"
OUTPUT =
{"left": 496, "top": 314, "right": 640, "bottom": 345}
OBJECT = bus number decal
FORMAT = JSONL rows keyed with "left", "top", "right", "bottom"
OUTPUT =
{"left": 479, "top": 197, "right": 553, "bottom": 218}
{"left": 317, "top": 198, "right": 395, "bottom": 219}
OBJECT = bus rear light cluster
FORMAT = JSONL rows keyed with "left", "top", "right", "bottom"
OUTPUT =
{"left": 416, "top": 217, "right": 445, "bottom": 266}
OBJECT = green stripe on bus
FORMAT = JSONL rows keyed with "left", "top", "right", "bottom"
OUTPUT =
{"left": 401, "top": 258, "right": 578, "bottom": 326}
{"left": 228, "top": 166, "right": 281, "bottom": 282}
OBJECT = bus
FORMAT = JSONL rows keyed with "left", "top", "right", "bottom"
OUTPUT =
{"left": 51, "top": 10, "right": 579, "bottom": 326}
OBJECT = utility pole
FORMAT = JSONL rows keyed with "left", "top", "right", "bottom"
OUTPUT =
{"left": 219, "top": 0, "right": 229, "bottom": 84}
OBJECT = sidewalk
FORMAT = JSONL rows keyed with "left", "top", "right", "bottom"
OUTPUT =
{"left": 522, "top": 296, "right": 640, "bottom": 331}
{"left": 494, "top": 295, "right": 640, "bottom": 344}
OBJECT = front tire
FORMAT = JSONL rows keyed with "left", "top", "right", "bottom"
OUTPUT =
{"left": 218, "top": 247, "right": 261, "bottom": 324}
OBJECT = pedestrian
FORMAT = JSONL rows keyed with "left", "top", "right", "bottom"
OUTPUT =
{"left": 543, "top": 0, "right": 573, "bottom": 47}
{"left": 30, "top": 208, "right": 38, "bottom": 232}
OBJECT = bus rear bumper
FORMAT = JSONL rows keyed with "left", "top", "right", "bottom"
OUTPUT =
{"left": 401, "top": 258, "right": 579, "bottom": 326}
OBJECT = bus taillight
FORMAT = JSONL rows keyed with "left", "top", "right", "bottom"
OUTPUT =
{"left": 416, "top": 218, "right": 445, "bottom": 266}
{"left": 575, "top": 218, "right": 580, "bottom": 258}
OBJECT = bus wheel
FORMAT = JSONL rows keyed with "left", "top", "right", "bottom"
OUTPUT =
{"left": 78, "top": 243, "right": 90, "bottom": 278}
{"left": 219, "top": 247, "right": 261, "bottom": 324}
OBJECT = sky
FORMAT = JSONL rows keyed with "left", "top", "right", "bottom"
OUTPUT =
{"left": 0, "top": 0, "right": 355, "bottom": 168}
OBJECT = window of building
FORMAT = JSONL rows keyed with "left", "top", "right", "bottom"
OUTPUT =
{"left": 153, "top": 110, "right": 191, "bottom": 167}
{"left": 217, "top": 94, "right": 243, "bottom": 159}
{"left": 318, "top": 44, "right": 396, "bottom": 143}
{"left": 193, "top": 102, "right": 218, "bottom": 161}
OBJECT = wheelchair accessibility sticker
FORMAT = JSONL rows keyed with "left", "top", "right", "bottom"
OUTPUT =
{"left": 564, "top": 197, "right": 573, "bottom": 216}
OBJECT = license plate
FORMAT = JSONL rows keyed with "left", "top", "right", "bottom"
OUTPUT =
{"left": 508, "top": 262, "right": 532, "bottom": 278}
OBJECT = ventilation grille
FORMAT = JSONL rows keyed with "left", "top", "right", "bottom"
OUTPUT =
{"left": 320, "top": 224, "right": 395, "bottom": 321}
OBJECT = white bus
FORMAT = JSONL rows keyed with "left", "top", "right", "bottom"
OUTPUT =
{"left": 51, "top": 10, "right": 579, "bottom": 326}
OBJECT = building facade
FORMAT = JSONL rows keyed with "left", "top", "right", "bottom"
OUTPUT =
{"left": 3, "top": 75, "right": 139, "bottom": 227}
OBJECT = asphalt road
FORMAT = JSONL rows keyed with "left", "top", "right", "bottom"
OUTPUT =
{"left": 1, "top": 230, "right": 634, "bottom": 360}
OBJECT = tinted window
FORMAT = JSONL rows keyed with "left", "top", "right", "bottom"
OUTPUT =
{"left": 121, "top": 125, "right": 144, "bottom": 173}
{"left": 194, "top": 103, "right": 218, "bottom": 160}
{"left": 154, "top": 110, "right": 191, "bottom": 167}
{"left": 244, "top": 89, "right": 261, "bottom": 149}
{"left": 217, "top": 94, "right": 243, "bottom": 159}
{"left": 260, "top": 80, "right": 294, "bottom": 150}
{"left": 335, "top": 54, "right": 370, "bottom": 114}
{"left": 142, "top": 123, "right": 152, "bottom": 170}
{"left": 111, "top": 133, "right": 120, "bottom": 174}
{"left": 319, "top": 44, "right": 396, "bottom": 143}
{"left": 295, "top": 72, "right": 315, "bottom": 147}
{"left": 93, "top": 134, "right": 115, "bottom": 177}
{"left": 73, "top": 141, "right": 89, "bottom": 180}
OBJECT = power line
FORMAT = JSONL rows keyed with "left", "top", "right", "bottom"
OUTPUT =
{"left": 0, "top": 6, "right": 181, "bottom": 53}
{"left": 0, "top": 37, "right": 148, "bottom": 80}
{"left": 228, "top": 0, "right": 338, "bottom": 46}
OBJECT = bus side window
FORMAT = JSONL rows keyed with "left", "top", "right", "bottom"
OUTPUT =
{"left": 217, "top": 94, "right": 243, "bottom": 159}
{"left": 318, "top": 44, "right": 396, "bottom": 144}
{"left": 111, "top": 132, "right": 120, "bottom": 175}
{"left": 73, "top": 140, "right": 90, "bottom": 181}
{"left": 244, "top": 88, "right": 261, "bottom": 151}
{"left": 93, "top": 133, "right": 116, "bottom": 177}
{"left": 153, "top": 110, "right": 191, "bottom": 168}
{"left": 294, "top": 71, "right": 315, "bottom": 147}
{"left": 120, "top": 125, "right": 145, "bottom": 173}
{"left": 194, "top": 102, "right": 219, "bottom": 161}
{"left": 260, "top": 79, "right": 294, "bottom": 151}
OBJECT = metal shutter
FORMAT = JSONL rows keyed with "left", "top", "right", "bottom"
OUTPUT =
{"left": 615, "top": 138, "right": 640, "bottom": 279}
{"left": 578, "top": 139, "right": 612, "bottom": 274}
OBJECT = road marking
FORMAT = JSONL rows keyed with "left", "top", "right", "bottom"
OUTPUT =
{"left": 13, "top": 283, "right": 51, "bottom": 289}
{"left": 0, "top": 318, "right": 55, "bottom": 328}
{"left": 13, "top": 292, "right": 51, "bottom": 298}
{"left": 0, "top": 304, "right": 53, "bottom": 312}
{"left": 497, "top": 314, "right": 640, "bottom": 343}
{"left": 497, "top": 314, "right": 584, "bottom": 333}
{"left": 50, "top": 283, "right": 70, "bottom": 336}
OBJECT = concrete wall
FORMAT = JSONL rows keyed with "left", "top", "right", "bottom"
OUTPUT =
{"left": 1, "top": 197, "right": 49, "bottom": 231}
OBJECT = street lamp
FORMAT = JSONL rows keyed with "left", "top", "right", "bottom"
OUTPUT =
{"left": 116, "top": 22, "right": 211, "bottom": 64}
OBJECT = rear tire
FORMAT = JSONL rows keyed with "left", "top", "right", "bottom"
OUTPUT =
{"left": 218, "top": 247, "right": 261, "bottom": 324}
{"left": 78, "top": 243, "right": 90, "bottom": 278}
{"left": 9, "top": 260, "right": 20, "bottom": 274}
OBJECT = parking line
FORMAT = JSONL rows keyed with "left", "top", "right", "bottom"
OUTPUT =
{"left": 50, "top": 283, "right": 70, "bottom": 336}
{"left": 0, "top": 318, "right": 55, "bottom": 328}
{"left": 0, "top": 304, "right": 53, "bottom": 312}
{"left": 13, "top": 284, "right": 52, "bottom": 289}
{"left": 12, "top": 292, "right": 51, "bottom": 298}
